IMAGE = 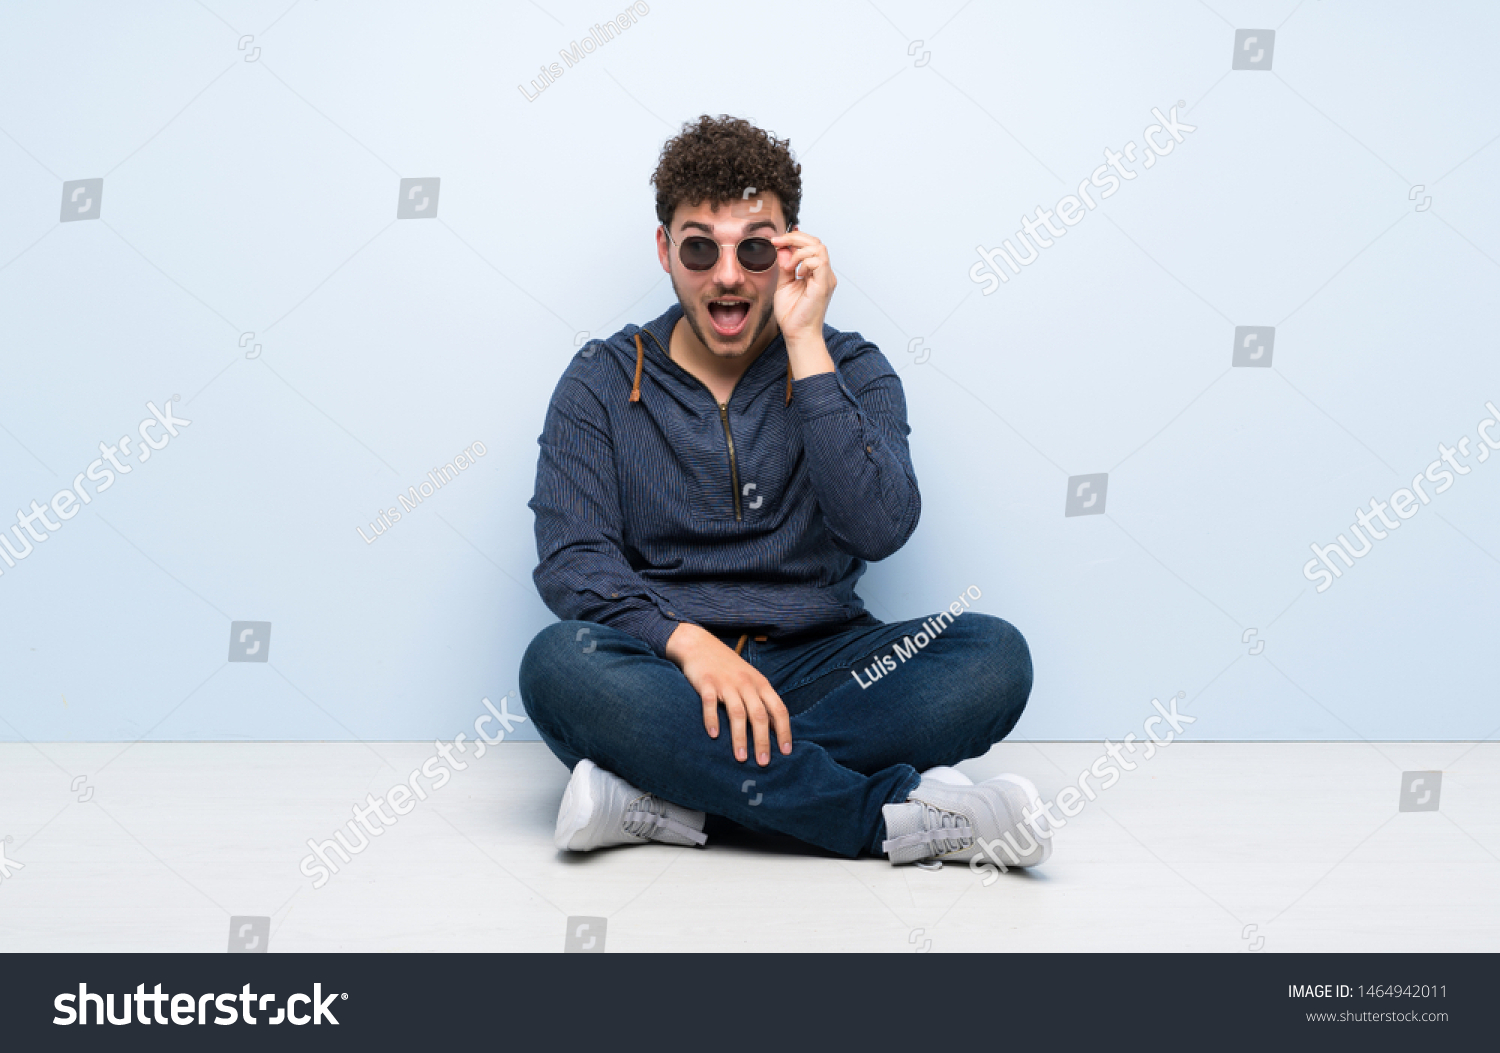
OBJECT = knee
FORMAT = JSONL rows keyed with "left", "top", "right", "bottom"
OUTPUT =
{"left": 519, "top": 621, "right": 596, "bottom": 725}
{"left": 958, "top": 614, "right": 1033, "bottom": 732}
{"left": 977, "top": 614, "right": 1032, "bottom": 695}
{"left": 519, "top": 621, "right": 655, "bottom": 727}
{"left": 520, "top": 621, "right": 580, "bottom": 686}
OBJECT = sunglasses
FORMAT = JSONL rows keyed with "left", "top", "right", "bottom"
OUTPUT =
{"left": 662, "top": 224, "right": 785, "bottom": 272}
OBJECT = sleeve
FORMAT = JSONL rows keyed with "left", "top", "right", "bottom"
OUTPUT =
{"left": 528, "top": 375, "right": 685, "bottom": 657}
{"left": 788, "top": 335, "right": 921, "bottom": 560}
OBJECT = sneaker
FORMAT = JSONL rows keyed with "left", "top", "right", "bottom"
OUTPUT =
{"left": 554, "top": 759, "right": 707, "bottom": 852}
{"left": 984, "top": 772, "right": 1054, "bottom": 847}
{"left": 881, "top": 773, "right": 1051, "bottom": 868}
{"left": 918, "top": 765, "right": 973, "bottom": 786}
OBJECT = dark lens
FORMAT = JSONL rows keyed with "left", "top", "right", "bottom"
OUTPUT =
{"left": 679, "top": 237, "right": 719, "bottom": 270}
{"left": 737, "top": 238, "right": 777, "bottom": 272}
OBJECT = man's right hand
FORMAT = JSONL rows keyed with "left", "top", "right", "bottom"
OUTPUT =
{"left": 665, "top": 622, "right": 792, "bottom": 767}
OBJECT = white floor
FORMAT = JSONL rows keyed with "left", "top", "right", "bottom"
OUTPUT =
{"left": 0, "top": 740, "right": 1495, "bottom": 953}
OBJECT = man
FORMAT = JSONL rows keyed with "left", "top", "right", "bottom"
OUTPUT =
{"left": 520, "top": 115, "right": 1051, "bottom": 871}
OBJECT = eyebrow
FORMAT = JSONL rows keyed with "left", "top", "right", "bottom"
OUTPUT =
{"left": 679, "top": 219, "right": 780, "bottom": 236}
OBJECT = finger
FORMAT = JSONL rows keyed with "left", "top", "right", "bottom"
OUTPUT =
{"left": 782, "top": 248, "right": 827, "bottom": 283}
{"left": 763, "top": 688, "right": 793, "bottom": 755}
{"left": 782, "top": 249, "right": 820, "bottom": 275}
{"left": 775, "top": 260, "right": 808, "bottom": 297}
{"left": 700, "top": 689, "right": 720, "bottom": 738}
{"left": 723, "top": 693, "right": 749, "bottom": 762}
{"left": 745, "top": 695, "right": 771, "bottom": 767}
{"left": 770, "top": 231, "right": 818, "bottom": 248}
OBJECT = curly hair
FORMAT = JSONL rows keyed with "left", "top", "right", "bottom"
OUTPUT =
{"left": 651, "top": 114, "right": 802, "bottom": 231}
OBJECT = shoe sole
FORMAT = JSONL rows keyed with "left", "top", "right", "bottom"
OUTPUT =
{"left": 554, "top": 758, "right": 599, "bottom": 851}
{"left": 987, "top": 773, "right": 1053, "bottom": 866}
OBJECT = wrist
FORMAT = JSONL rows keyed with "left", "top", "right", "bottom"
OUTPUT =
{"left": 664, "top": 621, "right": 709, "bottom": 664}
{"left": 784, "top": 332, "right": 833, "bottom": 379}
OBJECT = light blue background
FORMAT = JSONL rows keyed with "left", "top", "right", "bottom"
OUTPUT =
{"left": 2, "top": 0, "right": 1496, "bottom": 743}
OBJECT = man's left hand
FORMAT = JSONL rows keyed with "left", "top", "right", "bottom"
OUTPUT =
{"left": 771, "top": 229, "right": 837, "bottom": 354}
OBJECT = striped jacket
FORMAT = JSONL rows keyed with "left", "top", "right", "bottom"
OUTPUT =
{"left": 528, "top": 302, "right": 921, "bottom": 657}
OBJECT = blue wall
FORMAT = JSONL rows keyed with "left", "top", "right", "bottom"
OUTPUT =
{"left": 2, "top": 0, "right": 1496, "bottom": 743}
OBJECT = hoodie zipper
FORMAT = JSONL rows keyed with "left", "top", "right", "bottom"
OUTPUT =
{"left": 719, "top": 402, "right": 743, "bottom": 520}
{"left": 641, "top": 326, "right": 746, "bottom": 522}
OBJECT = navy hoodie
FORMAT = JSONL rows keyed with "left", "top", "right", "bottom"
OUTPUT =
{"left": 528, "top": 301, "right": 921, "bottom": 656}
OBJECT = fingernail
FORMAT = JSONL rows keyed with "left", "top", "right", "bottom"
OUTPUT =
{"left": 782, "top": 743, "right": 791, "bottom": 754}
{"left": 758, "top": 752, "right": 768, "bottom": 765}
{"left": 737, "top": 748, "right": 746, "bottom": 760}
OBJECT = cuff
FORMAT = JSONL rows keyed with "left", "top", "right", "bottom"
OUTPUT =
{"left": 609, "top": 607, "right": 682, "bottom": 658}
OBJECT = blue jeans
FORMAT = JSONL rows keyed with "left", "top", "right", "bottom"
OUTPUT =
{"left": 518, "top": 611, "right": 1033, "bottom": 858}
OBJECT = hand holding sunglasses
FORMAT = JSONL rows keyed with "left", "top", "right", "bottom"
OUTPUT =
{"left": 767, "top": 229, "right": 838, "bottom": 353}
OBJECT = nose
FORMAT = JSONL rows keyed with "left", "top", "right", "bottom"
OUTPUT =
{"left": 711, "top": 242, "right": 746, "bottom": 287}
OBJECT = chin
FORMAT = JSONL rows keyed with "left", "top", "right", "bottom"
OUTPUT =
{"left": 685, "top": 306, "right": 757, "bottom": 357}
{"left": 706, "top": 336, "right": 754, "bottom": 358}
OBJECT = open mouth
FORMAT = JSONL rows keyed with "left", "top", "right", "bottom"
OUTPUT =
{"left": 706, "top": 298, "right": 751, "bottom": 338}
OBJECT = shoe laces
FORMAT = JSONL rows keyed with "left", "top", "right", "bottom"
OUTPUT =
{"left": 917, "top": 803, "right": 973, "bottom": 857}
{"left": 622, "top": 794, "right": 667, "bottom": 840}
{"left": 621, "top": 794, "right": 707, "bottom": 845}
{"left": 881, "top": 802, "right": 976, "bottom": 860}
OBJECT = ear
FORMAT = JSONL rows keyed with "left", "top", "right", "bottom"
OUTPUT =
{"left": 656, "top": 225, "right": 672, "bottom": 274}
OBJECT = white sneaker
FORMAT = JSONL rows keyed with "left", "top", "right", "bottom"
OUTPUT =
{"left": 554, "top": 759, "right": 707, "bottom": 852}
{"left": 919, "top": 765, "right": 973, "bottom": 786}
{"left": 985, "top": 772, "right": 1053, "bottom": 850}
{"left": 882, "top": 772, "right": 1052, "bottom": 868}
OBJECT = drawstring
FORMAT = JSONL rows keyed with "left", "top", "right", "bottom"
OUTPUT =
{"left": 733, "top": 634, "right": 768, "bottom": 656}
{"left": 627, "top": 330, "right": 794, "bottom": 406}
{"left": 630, "top": 333, "right": 645, "bottom": 402}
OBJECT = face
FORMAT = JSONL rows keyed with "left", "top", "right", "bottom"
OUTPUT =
{"left": 657, "top": 194, "right": 787, "bottom": 359}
